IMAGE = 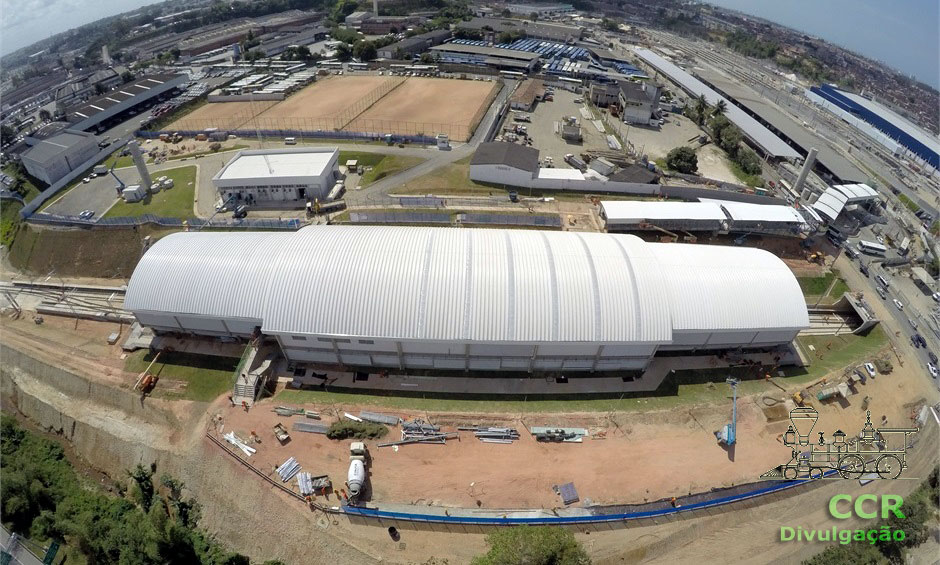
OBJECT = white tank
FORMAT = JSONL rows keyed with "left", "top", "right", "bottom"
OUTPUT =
{"left": 347, "top": 459, "right": 365, "bottom": 495}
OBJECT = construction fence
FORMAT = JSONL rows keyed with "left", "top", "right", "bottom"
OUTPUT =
{"left": 26, "top": 212, "right": 304, "bottom": 231}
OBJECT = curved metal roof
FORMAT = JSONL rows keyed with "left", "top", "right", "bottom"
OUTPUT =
{"left": 125, "top": 225, "right": 808, "bottom": 344}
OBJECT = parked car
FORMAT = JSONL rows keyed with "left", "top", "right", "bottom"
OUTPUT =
{"left": 918, "top": 335, "right": 928, "bottom": 348}
{"left": 82, "top": 177, "right": 91, "bottom": 183}
{"left": 929, "top": 363, "right": 938, "bottom": 379}
{"left": 912, "top": 335, "right": 921, "bottom": 348}
{"left": 233, "top": 205, "right": 247, "bottom": 219}
{"left": 877, "top": 287, "right": 887, "bottom": 300}
{"left": 78, "top": 210, "right": 94, "bottom": 220}
{"left": 864, "top": 362, "right": 877, "bottom": 377}
{"left": 929, "top": 352, "right": 938, "bottom": 364}
{"left": 910, "top": 318, "right": 918, "bottom": 329}
{"left": 893, "top": 299, "right": 904, "bottom": 310}
{"left": 876, "top": 235, "right": 885, "bottom": 244}
{"left": 932, "top": 292, "right": 940, "bottom": 302}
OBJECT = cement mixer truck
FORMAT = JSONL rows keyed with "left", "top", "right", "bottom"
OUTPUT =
{"left": 347, "top": 442, "right": 368, "bottom": 501}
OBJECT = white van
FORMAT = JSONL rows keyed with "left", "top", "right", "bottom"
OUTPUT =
{"left": 284, "top": 137, "right": 297, "bottom": 145}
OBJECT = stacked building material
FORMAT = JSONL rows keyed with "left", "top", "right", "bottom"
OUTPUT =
{"left": 459, "top": 426, "right": 521, "bottom": 443}
{"left": 273, "top": 406, "right": 305, "bottom": 417}
{"left": 378, "top": 420, "right": 456, "bottom": 447}
{"left": 359, "top": 411, "right": 401, "bottom": 426}
{"left": 297, "top": 473, "right": 332, "bottom": 496}
{"left": 292, "top": 421, "right": 329, "bottom": 434}
{"left": 277, "top": 457, "right": 301, "bottom": 482}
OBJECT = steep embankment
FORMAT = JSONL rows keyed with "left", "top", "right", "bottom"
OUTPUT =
{"left": 0, "top": 343, "right": 382, "bottom": 564}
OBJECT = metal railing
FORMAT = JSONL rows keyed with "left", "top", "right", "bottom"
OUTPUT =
{"left": 26, "top": 212, "right": 304, "bottom": 231}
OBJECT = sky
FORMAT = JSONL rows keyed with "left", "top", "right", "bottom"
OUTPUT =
{"left": 0, "top": 0, "right": 159, "bottom": 56}
{"left": 705, "top": 0, "right": 940, "bottom": 89}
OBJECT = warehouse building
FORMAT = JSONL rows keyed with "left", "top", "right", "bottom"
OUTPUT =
{"left": 212, "top": 147, "right": 340, "bottom": 206}
{"left": 509, "top": 78, "right": 545, "bottom": 111}
{"left": 618, "top": 81, "right": 662, "bottom": 125}
{"left": 505, "top": 3, "right": 576, "bottom": 17}
{"left": 429, "top": 43, "right": 540, "bottom": 71}
{"left": 455, "top": 17, "right": 583, "bottom": 43}
{"left": 378, "top": 29, "right": 452, "bottom": 59}
{"left": 20, "top": 129, "right": 99, "bottom": 185}
{"left": 602, "top": 200, "right": 807, "bottom": 235}
{"left": 469, "top": 142, "right": 540, "bottom": 185}
{"left": 125, "top": 225, "right": 809, "bottom": 372}
{"left": 634, "top": 48, "right": 800, "bottom": 160}
{"left": 65, "top": 74, "right": 188, "bottom": 133}
{"left": 601, "top": 201, "right": 728, "bottom": 233}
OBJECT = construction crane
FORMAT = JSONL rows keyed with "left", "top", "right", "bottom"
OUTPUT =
{"left": 716, "top": 378, "right": 739, "bottom": 446}
{"left": 108, "top": 161, "right": 126, "bottom": 196}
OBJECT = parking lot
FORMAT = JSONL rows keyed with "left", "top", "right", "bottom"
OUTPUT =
{"left": 522, "top": 88, "right": 613, "bottom": 169}
{"left": 43, "top": 171, "right": 128, "bottom": 217}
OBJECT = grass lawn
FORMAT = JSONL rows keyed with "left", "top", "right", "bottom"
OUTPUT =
{"left": 791, "top": 326, "right": 888, "bottom": 384}
{"left": 2, "top": 164, "right": 43, "bottom": 202}
{"left": 275, "top": 327, "right": 889, "bottom": 414}
{"left": 167, "top": 144, "right": 249, "bottom": 161}
{"left": 799, "top": 270, "right": 850, "bottom": 305}
{"left": 899, "top": 193, "right": 921, "bottom": 213}
{"left": 337, "top": 151, "right": 424, "bottom": 187}
{"left": 103, "top": 151, "right": 136, "bottom": 169}
{"left": 1, "top": 198, "right": 23, "bottom": 247}
{"left": 728, "top": 160, "right": 765, "bottom": 187}
{"left": 124, "top": 350, "right": 238, "bottom": 402}
{"left": 103, "top": 166, "right": 196, "bottom": 219}
{"left": 392, "top": 156, "right": 512, "bottom": 196}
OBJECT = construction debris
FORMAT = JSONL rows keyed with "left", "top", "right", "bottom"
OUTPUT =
{"left": 459, "top": 426, "right": 521, "bottom": 442}
{"left": 222, "top": 431, "right": 256, "bottom": 457}
{"left": 402, "top": 419, "right": 439, "bottom": 434}
{"left": 377, "top": 433, "right": 458, "bottom": 448}
{"left": 531, "top": 427, "right": 588, "bottom": 443}
{"left": 292, "top": 421, "right": 329, "bottom": 434}
{"left": 359, "top": 411, "right": 401, "bottom": 426}
{"left": 277, "top": 457, "right": 302, "bottom": 482}
{"left": 297, "top": 472, "right": 332, "bottom": 496}
{"left": 555, "top": 482, "right": 579, "bottom": 505}
{"left": 273, "top": 406, "right": 304, "bottom": 417}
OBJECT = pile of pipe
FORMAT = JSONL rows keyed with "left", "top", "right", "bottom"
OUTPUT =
{"left": 459, "top": 426, "right": 521, "bottom": 444}
{"left": 378, "top": 419, "right": 457, "bottom": 447}
{"left": 297, "top": 472, "right": 314, "bottom": 496}
{"left": 223, "top": 431, "right": 256, "bottom": 457}
{"left": 277, "top": 457, "right": 301, "bottom": 482}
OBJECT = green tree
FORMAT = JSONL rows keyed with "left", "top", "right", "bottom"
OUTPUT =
{"left": 38, "top": 109, "right": 51, "bottom": 121}
{"left": 602, "top": 18, "right": 620, "bottom": 32}
{"left": 712, "top": 99, "right": 727, "bottom": 117}
{"left": 352, "top": 40, "right": 377, "bottom": 61}
{"left": 472, "top": 526, "right": 590, "bottom": 565}
{"left": 529, "top": 12, "right": 539, "bottom": 21}
{"left": 335, "top": 43, "right": 353, "bottom": 61}
{"left": 718, "top": 123, "right": 743, "bottom": 155}
{"left": 501, "top": 8, "right": 511, "bottom": 17}
{"left": 802, "top": 544, "right": 886, "bottom": 565}
{"left": 736, "top": 146, "right": 763, "bottom": 175}
{"left": 666, "top": 146, "right": 699, "bottom": 174}
{"left": 876, "top": 496, "right": 931, "bottom": 562}
{"left": 692, "top": 94, "right": 708, "bottom": 125}
{"left": 1, "top": 123, "right": 16, "bottom": 145}
{"left": 420, "top": 53, "right": 435, "bottom": 64}
{"left": 121, "top": 70, "right": 135, "bottom": 83}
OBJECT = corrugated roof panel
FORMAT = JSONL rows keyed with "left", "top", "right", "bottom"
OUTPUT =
{"left": 653, "top": 244, "right": 808, "bottom": 332}
{"left": 126, "top": 226, "right": 807, "bottom": 346}
{"left": 713, "top": 201, "right": 806, "bottom": 223}
{"left": 601, "top": 201, "right": 727, "bottom": 222}
{"left": 634, "top": 48, "right": 800, "bottom": 159}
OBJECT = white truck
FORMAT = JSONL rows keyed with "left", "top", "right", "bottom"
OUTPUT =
{"left": 347, "top": 442, "right": 368, "bottom": 500}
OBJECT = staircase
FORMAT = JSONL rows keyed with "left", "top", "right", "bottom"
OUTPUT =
{"left": 232, "top": 345, "right": 274, "bottom": 407}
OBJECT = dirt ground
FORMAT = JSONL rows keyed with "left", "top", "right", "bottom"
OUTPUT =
{"left": 256, "top": 75, "right": 395, "bottom": 124}
{"left": 347, "top": 77, "right": 499, "bottom": 141}
{"left": 695, "top": 142, "right": 738, "bottom": 184}
{"left": 169, "top": 100, "right": 278, "bottom": 131}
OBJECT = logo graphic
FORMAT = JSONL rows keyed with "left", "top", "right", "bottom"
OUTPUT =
{"left": 761, "top": 408, "right": 918, "bottom": 480}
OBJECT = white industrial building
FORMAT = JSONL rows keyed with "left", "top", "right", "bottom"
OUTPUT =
{"left": 811, "top": 183, "right": 879, "bottom": 222}
{"left": 212, "top": 147, "right": 341, "bottom": 206}
{"left": 20, "top": 129, "right": 99, "bottom": 185}
{"left": 469, "top": 142, "right": 540, "bottom": 186}
{"left": 602, "top": 200, "right": 806, "bottom": 235}
{"left": 125, "top": 225, "right": 809, "bottom": 373}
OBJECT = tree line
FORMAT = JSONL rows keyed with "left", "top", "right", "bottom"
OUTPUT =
{"left": 0, "top": 414, "right": 285, "bottom": 564}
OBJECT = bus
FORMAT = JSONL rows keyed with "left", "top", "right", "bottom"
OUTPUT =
{"left": 499, "top": 70, "right": 525, "bottom": 79}
{"left": 858, "top": 240, "right": 887, "bottom": 257}
{"left": 348, "top": 62, "right": 368, "bottom": 71}
{"left": 318, "top": 61, "right": 343, "bottom": 69}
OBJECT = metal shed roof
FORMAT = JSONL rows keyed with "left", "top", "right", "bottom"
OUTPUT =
{"left": 652, "top": 243, "right": 809, "bottom": 332}
{"left": 812, "top": 189, "right": 849, "bottom": 221}
{"left": 126, "top": 225, "right": 808, "bottom": 345}
{"left": 831, "top": 183, "right": 878, "bottom": 201}
{"left": 713, "top": 201, "right": 806, "bottom": 224}
{"left": 633, "top": 48, "right": 800, "bottom": 160}
{"left": 601, "top": 201, "right": 726, "bottom": 222}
